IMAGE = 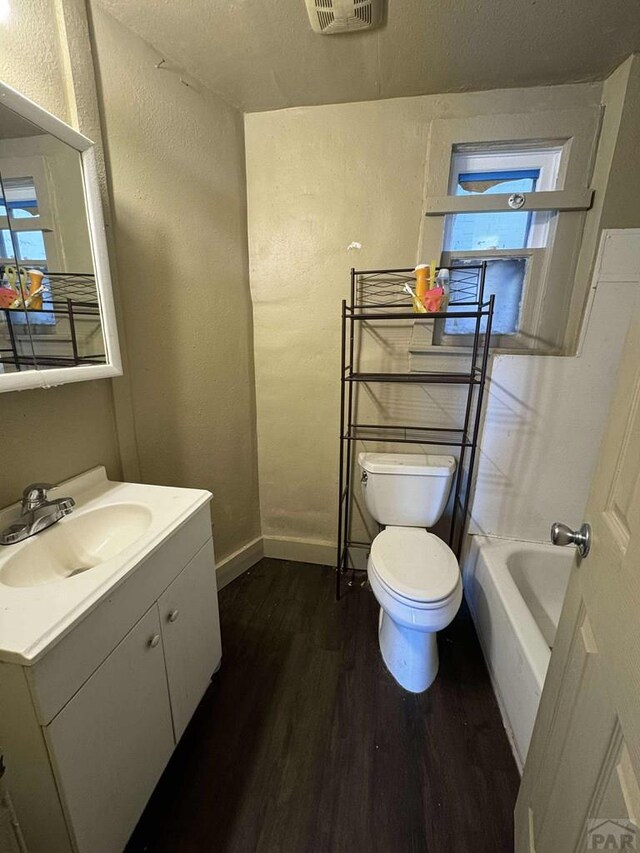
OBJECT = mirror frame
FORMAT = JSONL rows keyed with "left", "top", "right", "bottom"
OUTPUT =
{"left": 0, "top": 81, "right": 122, "bottom": 392}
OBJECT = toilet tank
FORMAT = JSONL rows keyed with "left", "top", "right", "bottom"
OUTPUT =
{"left": 358, "top": 452, "right": 456, "bottom": 527}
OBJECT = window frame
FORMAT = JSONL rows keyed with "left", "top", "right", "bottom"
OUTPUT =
{"left": 433, "top": 249, "right": 548, "bottom": 348}
{"left": 444, "top": 145, "right": 562, "bottom": 254}
{"left": 418, "top": 108, "right": 601, "bottom": 353}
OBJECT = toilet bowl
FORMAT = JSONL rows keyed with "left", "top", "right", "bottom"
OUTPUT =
{"left": 368, "top": 526, "right": 462, "bottom": 692}
{"left": 359, "top": 453, "right": 462, "bottom": 693}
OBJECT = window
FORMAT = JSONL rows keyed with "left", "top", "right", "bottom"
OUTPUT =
{"left": 0, "top": 175, "right": 47, "bottom": 263}
{"left": 420, "top": 108, "right": 599, "bottom": 352}
{"left": 0, "top": 176, "right": 40, "bottom": 219}
{"left": 440, "top": 145, "right": 562, "bottom": 342}
{"left": 0, "top": 172, "right": 54, "bottom": 326}
{"left": 0, "top": 175, "right": 48, "bottom": 263}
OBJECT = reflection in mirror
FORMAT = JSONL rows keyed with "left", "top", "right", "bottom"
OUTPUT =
{"left": 0, "top": 102, "right": 106, "bottom": 376}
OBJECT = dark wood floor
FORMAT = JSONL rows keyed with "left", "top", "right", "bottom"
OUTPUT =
{"left": 125, "top": 558, "right": 519, "bottom": 853}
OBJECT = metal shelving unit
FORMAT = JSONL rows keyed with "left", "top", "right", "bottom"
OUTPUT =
{"left": 336, "top": 264, "right": 494, "bottom": 599}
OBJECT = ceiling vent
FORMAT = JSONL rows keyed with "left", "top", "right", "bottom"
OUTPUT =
{"left": 305, "top": 0, "right": 383, "bottom": 34}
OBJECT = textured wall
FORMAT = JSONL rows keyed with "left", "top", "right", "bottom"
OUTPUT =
{"left": 244, "top": 84, "right": 604, "bottom": 553}
{"left": 0, "top": 0, "right": 121, "bottom": 509}
{"left": 91, "top": 7, "right": 261, "bottom": 561}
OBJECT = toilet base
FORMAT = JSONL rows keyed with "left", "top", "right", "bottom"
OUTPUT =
{"left": 378, "top": 607, "right": 439, "bottom": 693}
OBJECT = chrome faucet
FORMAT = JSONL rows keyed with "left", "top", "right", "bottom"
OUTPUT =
{"left": 0, "top": 483, "right": 75, "bottom": 546}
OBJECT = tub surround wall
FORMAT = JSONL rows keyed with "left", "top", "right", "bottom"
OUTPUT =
{"left": 244, "top": 82, "right": 608, "bottom": 563}
{"left": 470, "top": 230, "right": 640, "bottom": 543}
{"left": 566, "top": 55, "right": 640, "bottom": 348}
{"left": 90, "top": 7, "right": 261, "bottom": 563}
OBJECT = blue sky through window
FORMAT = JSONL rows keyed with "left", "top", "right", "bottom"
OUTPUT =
{"left": 446, "top": 169, "right": 540, "bottom": 252}
{"left": 443, "top": 167, "right": 543, "bottom": 336}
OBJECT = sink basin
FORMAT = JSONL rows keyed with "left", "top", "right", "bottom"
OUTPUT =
{"left": 0, "top": 466, "right": 212, "bottom": 665}
{"left": 0, "top": 504, "right": 153, "bottom": 588}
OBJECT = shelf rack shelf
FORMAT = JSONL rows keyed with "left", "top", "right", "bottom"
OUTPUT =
{"left": 0, "top": 271, "right": 106, "bottom": 370}
{"left": 345, "top": 370, "right": 482, "bottom": 384}
{"left": 336, "top": 264, "right": 494, "bottom": 599}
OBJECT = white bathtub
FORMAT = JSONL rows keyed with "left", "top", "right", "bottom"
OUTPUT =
{"left": 462, "top": 535, "right": 573, "bottom": 771}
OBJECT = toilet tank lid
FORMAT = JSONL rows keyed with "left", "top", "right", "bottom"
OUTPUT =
{"left": 358, "top": 452, "right": 456, "bottom": 477}
{"left": 371, "top": 527, "right": 459, "bottom": 602}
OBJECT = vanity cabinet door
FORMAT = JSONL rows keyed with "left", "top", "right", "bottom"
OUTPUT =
{"left": 158, "top": 538, "right": 222, "bottom": 741}
{"left": 44, "top": 606, "right": 174, "bottom": 853}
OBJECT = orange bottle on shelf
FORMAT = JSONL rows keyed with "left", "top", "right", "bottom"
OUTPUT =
{"left": 414, "top": 264, "right": 430, "bottom": 304}
{"left": 27, "top": 269, "right": 44, "bottom": 310}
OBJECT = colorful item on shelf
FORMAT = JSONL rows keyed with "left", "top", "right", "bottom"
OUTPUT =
{"left": 405, "top": 277, "right": 447, "bottom": 313}
{"left": 434, "top": 268, "right": 450, "bottom": 312}
{"left": 24, "top": 285, "right": 45, "bottom": 311}
{"left": 27, "top": 270, "right": 44, "bottom": 310}
{"left": 7, "top": 270, "right": 26, "bottom": 310}
{"left": 403, "top": 282, "right": 427, "bottom": 314}
{"left": 0, "top": 267, "right": 21, "bottom": 308}
{"left": 0, "top": 287, "right": 15, "bottom": 308}
{"left": 5, "top": 266, "right": 17, "bottom": 294}
{"left": 414, "top": 264, "right": 430, "bottom": 306}
{"left": 8, "top": 293, "right": 25, "bottom": 310}
{"left": 422, "top": 286, "right": 445, "bottom": 313}
{"left": 0, "top": 270, "right": 46, "bottom": 311}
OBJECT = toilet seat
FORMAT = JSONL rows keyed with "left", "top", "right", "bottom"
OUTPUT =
{"left": 366, "top": 527, "right": 463, "bottom": 692}
{"left": 369, "top": 526, "right": 459, "bottom": 605}
{"left": 369, "top": 561, "right": 461, "bottom": 613}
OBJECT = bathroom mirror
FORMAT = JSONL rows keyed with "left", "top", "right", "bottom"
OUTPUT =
{"left": 0, "top": 81, "right": 121, "bottom": 392}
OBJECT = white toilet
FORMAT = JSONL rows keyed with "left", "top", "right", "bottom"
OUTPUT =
{"left": 358, "top": 452, "right": 462, "bottom": 693}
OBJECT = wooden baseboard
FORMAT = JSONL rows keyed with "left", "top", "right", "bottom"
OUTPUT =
{"left": 215, "top": 536, "right": 264, "bottom": 589}
{"left": 216, "top": 535, "right": 369, "bottom": 585}
{"left": 262, "top": 536, "right": 336, "bottom": 566}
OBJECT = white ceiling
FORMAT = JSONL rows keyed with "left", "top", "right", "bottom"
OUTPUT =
{"left": 96, "top": 0, "right": 640, "bottom": 113}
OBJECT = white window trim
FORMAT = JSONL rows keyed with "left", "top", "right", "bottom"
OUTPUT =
{"left": 418, "top": 107, "right": 602, "bottom": 353}
{"left": 445, "top": 145, "right": 562, "bottom": 251}
{"left": 449, "top": 146, "right": 563, "bottom": 189}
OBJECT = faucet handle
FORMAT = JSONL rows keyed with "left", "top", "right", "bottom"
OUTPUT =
{"left": 22, "top": 483, "right": 53, "bottom": 511}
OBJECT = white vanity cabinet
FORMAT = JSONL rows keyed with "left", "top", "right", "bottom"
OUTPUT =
{"left": 158, "top": 540, "right": 222, "bottom": 741}
{"left": 0, "top": 505, "right": 221, "bottom": 853}
{"left": 44, "top": 607, "right": 175, "bottom": 853}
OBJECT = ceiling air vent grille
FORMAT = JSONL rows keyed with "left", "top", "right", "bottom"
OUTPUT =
{"left": 355, "top": 2, "right": 372, "bottom": 24}
{"left": 305, "top": 0, "right": 383, "bottom": 34}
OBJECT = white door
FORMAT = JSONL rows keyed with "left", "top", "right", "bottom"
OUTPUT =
{"left": 516, "top": 249, "right": 640, "bottom": 849}
{"left": 158, "top": 538, "right": 222, "bottom": 740}
{"left": 45, "top": 606, "right": 175, "bottom": 853}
